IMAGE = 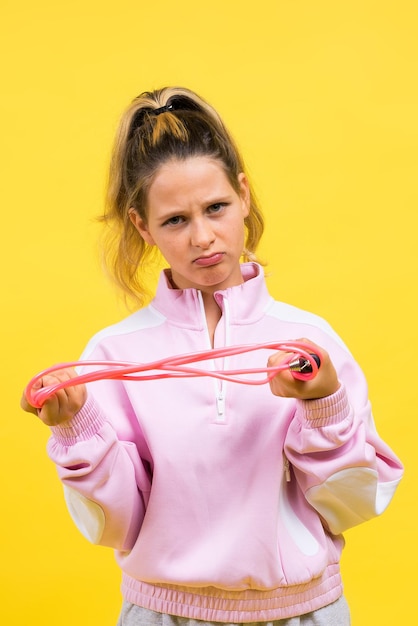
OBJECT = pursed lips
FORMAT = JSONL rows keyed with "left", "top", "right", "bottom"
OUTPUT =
{"left": 193, "top": 252, "right": 225, "bottom": 267}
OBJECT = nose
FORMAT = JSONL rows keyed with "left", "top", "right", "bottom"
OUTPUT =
{"left": 190, "top": 218, "right": 215, "bottom": 249}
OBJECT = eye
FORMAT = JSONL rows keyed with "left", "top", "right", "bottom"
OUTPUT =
{"left": 163, "top": 215, "right": 185, "bottom": 227}
{"left": 207, "top": 202, "right": 227, "bottom": 214}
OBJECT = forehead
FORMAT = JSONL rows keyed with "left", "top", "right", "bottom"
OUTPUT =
{"left": 146, "top": 157, "right": 235, "bottom": 208}
{"left": 152, "top": 156, "right": 230, "bottom": 185}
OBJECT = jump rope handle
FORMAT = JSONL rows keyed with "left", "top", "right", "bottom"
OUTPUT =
{"left": 288, "top": 353, "right": 321, "bottom": 375}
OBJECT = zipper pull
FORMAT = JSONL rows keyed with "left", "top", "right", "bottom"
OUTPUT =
{"left": 216, "top": 391, "right": 225, "bottom": 418}
{"left": 283, "top": 456, "right": 291, "bottom": 482}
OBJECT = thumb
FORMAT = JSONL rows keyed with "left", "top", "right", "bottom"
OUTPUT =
{"left": 20, "top": 378, "right": 42, "bottom": 415}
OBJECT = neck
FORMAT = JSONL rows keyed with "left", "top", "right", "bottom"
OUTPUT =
{"left": 201, "top": 292, "right": 222, "bottom": 347}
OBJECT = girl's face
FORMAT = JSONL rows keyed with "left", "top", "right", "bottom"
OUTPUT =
{"left": 130, "top": 156, "right": 250, "bottom": 296}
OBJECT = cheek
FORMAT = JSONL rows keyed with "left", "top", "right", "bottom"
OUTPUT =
{"left": 156, "top": 234, "right": 186, "bottom": 259}
{"left": 229, "top": 215, "right": 247, "bottom": 242}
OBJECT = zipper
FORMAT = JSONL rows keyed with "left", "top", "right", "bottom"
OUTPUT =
{"left": 216, "top": 390, "right": 226, "bottom": 418}
{"left": 214, "top": 296, "right": 230, "bottom": 422}
{"left": 197, "top": 290, "right": 229, "bottom": 423}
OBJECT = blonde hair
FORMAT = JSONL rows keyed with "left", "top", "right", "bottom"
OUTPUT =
{"left": 100, "top": 86, "right": 264, "bottom": 307}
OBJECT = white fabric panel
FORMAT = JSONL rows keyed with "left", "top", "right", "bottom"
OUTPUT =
{"left": 279, "top": 483, "right": 320, "bottom": 556}
{"left": 306, "top": 467, "right": 401, "bottom": 535}
{"left": 63, "top": 485, "right": 106, "bottom": 544}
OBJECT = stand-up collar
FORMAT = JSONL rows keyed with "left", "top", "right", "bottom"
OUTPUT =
{"left": 150, "top": 263, "right": 273, "bottom": 329}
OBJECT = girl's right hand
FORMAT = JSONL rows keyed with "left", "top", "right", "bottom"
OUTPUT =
{"left": 21, "top": 368, "right": 87, "bottom": 426}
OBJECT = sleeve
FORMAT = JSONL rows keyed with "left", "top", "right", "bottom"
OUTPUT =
{"left": 284, "top": 346, "right": 403, "bottom": 536}
{"left": 47, "top": 396, "right": 151, "bottom": 551}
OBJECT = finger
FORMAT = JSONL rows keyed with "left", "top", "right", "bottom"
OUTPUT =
{"left": 20, "top": 391, "right": 39, "bottom": 416}
{"left": 39, "top": 373, "right": 87, "bottom": 425}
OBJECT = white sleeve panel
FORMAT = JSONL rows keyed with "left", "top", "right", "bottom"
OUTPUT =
{"left": 64, "top": 485, "right": 106, "bottom": 544}
{"left": 305, "top": 467, "right": 402, "bottom": 535}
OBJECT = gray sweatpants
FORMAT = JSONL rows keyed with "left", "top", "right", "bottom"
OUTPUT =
{"left": 116, "top": 595, "right": 350, "bottom": 625}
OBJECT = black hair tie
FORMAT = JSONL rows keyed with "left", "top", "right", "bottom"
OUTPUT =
{"left": 152, "top": 103, "right": 175, "bottom": 116}
{"left": 128, "top": 100, "right": 186, "bottom": 139}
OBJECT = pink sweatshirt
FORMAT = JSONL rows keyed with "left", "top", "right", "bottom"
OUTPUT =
{"left": 47, "top": 263, "right": 403, "bottom": 622}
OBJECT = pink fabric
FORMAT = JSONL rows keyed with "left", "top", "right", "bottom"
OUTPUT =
{"left": 48, "top": 263, "right": 403, "bottom": 621}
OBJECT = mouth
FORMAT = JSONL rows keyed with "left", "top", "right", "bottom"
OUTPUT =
{"left": 193, "top": 252, "right": 225, "bottom": 267}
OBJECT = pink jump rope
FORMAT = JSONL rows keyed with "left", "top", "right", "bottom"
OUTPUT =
{"left": 25, "top": 341, "right": 321, "bottom": 409}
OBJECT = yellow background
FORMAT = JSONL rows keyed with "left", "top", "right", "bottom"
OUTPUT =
{"left": 1, "top": 1, "right": 416, "bottom": 624}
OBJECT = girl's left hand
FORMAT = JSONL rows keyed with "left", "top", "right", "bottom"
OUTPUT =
{"left": 268, "top": 338, "right": 340, "bottom": 400}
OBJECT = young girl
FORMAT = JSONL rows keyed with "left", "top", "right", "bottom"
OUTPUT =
{"left": 22, "top": 87, "right": 403, "bottom": 625}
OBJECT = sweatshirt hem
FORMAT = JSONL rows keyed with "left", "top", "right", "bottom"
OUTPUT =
{"left": 121, "top": 564, "right": 343, "bottom": 623}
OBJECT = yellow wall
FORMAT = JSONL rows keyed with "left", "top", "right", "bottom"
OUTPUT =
{"left": 1, "top": 1, "right": 415, "bottom": 624}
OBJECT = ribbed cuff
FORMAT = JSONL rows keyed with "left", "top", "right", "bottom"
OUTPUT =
{"left": 50, "top": 397, "right": 106, "bottom": 445}
{"left": 296, "top": 384, "right": 351, "bottom": 428}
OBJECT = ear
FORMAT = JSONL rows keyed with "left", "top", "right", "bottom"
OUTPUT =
{"left": 128, "top": 209, "right": 156, "bottom": 246}
{"left": 237, "top": 173, "right": 250, "bottom": 218}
